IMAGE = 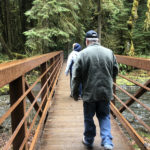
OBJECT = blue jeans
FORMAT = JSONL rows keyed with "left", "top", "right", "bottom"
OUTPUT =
{"left": 83, "top": 101, "right": 113, "bottom": 147}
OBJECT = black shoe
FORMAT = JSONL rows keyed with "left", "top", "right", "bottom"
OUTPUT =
{"left": 82, "top": 137, "right": 93, "bottom": 149}
{"left": 78, "top": 96, "right": 82, "bottom": 100}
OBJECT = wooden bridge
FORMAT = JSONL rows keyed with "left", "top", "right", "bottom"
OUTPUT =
{"left": 0, "top": 51, "right": 150, "bottom": 150}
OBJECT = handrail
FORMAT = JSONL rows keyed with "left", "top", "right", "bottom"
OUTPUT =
{"left": 0, "top": 52, "right": 61, "bottom": 88}
{"left": 112, "top": 55, "right": 150, "bottom": 150}
{"left": 115, "top": 55, "right": 150, "bottom": 71}
{"left": 0, "top": 53, "right": 149, "bottom": 150}
{"left": 0, "top": 51, "right": 64, "bottom": 150}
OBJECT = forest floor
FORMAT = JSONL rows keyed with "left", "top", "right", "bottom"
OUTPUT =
{"left": 117, "top": 69, "right": 150, "bottom": 85}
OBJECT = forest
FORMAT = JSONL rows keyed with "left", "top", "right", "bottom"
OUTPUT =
{"left": 0, "top": 0, "right": 150, "bottom": 61}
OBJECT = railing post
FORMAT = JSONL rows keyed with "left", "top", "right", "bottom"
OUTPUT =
{"left": 9, "top": 75, "right": 27, "bottom": 150}
{"left": 41, "top": 62, "right": 48, "bottom": 110}
{"left": 48, "top": 58, "right": 53, "bottom": 93}
{"left": 52, "top": 57, "right": 55, "bottom": 83}
{"left": 112, "top": 78, "right": 116, "bottom": 105}
{"left": 52, "top": 56, "right": 57, "bottom": 97}
{"left": 62, "top": 52, "right": 64, "bottom": 63}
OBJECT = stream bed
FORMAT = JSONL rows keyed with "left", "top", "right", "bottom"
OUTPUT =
{"left": 0, "top": 84, "right": 149, "bottom": 148}
{"left": 116, "top": 85, "right": 150, "bottom": 130}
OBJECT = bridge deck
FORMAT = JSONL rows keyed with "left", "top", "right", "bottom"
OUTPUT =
{"left": 39, "top": 63, "right": 133, "bottom": 150}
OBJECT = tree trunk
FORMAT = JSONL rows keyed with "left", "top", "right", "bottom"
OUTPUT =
{"left": 5, "top": 0, "right": 12, "bottom": 48}
{"left": 97, "top": 0, "right": 101, "bottom": 44}
{"left": 0, "top": 34, "right": 13, "bottom": 59}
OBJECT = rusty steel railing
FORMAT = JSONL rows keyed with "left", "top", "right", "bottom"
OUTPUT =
{"left": 0, "top": 51, "right": 64, "bottom": 150}
{"left": 111, "top": 55, "right": 150, "bottom": 150}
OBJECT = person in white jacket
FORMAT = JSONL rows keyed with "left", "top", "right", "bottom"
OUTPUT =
{"left": 65, "top": 43, "right": 82, "bottom": 97}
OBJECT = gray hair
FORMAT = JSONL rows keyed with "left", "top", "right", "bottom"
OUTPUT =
{"left": 86, "top": 38, "right": 99, "bottom": 44}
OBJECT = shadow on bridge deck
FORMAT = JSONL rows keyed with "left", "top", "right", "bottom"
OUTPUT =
{"left": 39, "top": 63, "right": 133, "bottom": 150}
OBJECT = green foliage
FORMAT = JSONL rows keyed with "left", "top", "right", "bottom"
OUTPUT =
{"left": 0, "top": 0, "right": 147, "bottom": 57}
{"left": 100, "top": 0, "right": 150, "bottom": 56}
{"left": 0, "top": 85, "right": 9, "bottom": 95}
{"left": 116, "top": 77, "right": 135, "bottom": 86}
{"left": 132, "top": 1, "right": 150, "bottom": 55}
{"left": 117, "top": 69, "right": 150, "bottom": 86}
{"left": 0, "top": 53, "right": 9, "bottom": 63}
{"left": 24, "top": 0, "right": 85, "bottom": 55}
{"left": 26, "top": 70, "right": 40, "bottom": 85}
{"left": 118, "top": 63, "right": 135, "bottom": 75}
{"left": 118, "top": 63, "right": 128, "bottom": 75}
{"left": 100, "top": 0, "right": 130, "bottom": 53}
{"left": 144, "top": 0, "right": 150, "bottom": 30}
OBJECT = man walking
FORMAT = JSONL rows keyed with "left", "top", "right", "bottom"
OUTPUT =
{"left": 72, "top": 30, "right": 118, "bottom": 150}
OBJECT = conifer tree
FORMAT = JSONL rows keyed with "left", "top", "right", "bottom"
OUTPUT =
{"left": 133, "top": 0, "right": 150, "bottom": 55}
{"left": 24, "top": 0, "right": 84, "bottom": 55}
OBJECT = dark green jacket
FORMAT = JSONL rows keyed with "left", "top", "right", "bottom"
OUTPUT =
{"left": 72, "top": 43, "right": 118, "bottom": 102}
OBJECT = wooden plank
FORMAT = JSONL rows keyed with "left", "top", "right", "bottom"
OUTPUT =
{"left": 39, "top": 63, "right": 134, "bottom": 150}
{"left": 29, "top": 56, "right": 63, "bottom": 150}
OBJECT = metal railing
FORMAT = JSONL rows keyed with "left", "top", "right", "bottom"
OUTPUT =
{"left": 111, "top": 55, "right": 150, "bottom": 150}
{"left": 0, "top": 51, "right": 64, "bottom": 150}
{"left": 0, "top": 53, "right": 149, "bottom": 150}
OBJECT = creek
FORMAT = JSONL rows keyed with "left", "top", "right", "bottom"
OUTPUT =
{"left": 0, "top": 84, "right": 41, "bottom": 132}
{"left": 116, "top": 85, "right": 150, "bottom": 132}
{"left": 0, "top": 84, "right": 149, "bottom": 131}
{"left": 0, "top": 84, "right": 149, "bottom": 148}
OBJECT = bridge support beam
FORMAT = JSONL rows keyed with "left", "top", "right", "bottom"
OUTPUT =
{"left": 112, "top": 78, "right": 116, "bottom": 105}
{"left": 41, "top": 62, "right": 48, "bottom": 110}
{"left": 48, "top": 58, "right": 53, "bottom": 93}
{"left": 25, "top": 81, "right": 42, "bottom": 117}
{"left": 119, "top": 79, "right": 150, "bottom": 113}
{"left": 9, "top": 75, "right": 27, "bottom": 150}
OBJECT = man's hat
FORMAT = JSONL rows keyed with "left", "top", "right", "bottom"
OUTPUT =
{"left": 74, "top": 43, "right": 81, "bottom": 52}
{"left": 85, "top": 30, "right": 98, "bottom": 38}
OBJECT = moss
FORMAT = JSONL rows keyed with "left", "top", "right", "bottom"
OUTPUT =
{"left": 138, "top": 131, "right": 150, "bottom": 138}
{"left": 129, "top": 41, "right": 135, "bottom": 56}
{"left": 134, "top": 1, "right": 139, "bottom": 7}
{"left": 12, "top": 52, "right": 27, "bottom": 59}
{"left": 25, "top": 70, "right": 40, "bottom": 85}
{"left": 127, "top": 20, "right": 133, "bottom": 30}
{"left": 144, "top": 0, "right": 150, "bottom": 30}
{"left": 117, "top": 69, "right": 150, "bottom": 86}
{"left": 117, "top": 77, "right": 133, "bottom": 85}
{"left": 132, "top": 0, "right": 139, "bottom": 19}
{"left": 130, "top": 130, "right": 150, "bottom": 150}
{"left": 0, "top": 85, "right": 9, "bottom": 95}
{"left": 133, "top": 144, "right": 140, "bottom": 150}
{"left": 0, "top": 54, "right": 9, "bottom": 64}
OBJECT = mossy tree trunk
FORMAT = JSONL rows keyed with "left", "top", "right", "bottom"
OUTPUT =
{"left": 144, "top": 0, "right": 150, "bottom": 30}
{"left": 0, "top": 34, "right": 13, "bottom": 59}
{"left": 0, "top": 0, "right": 33, "bottom": 59}
{"left": 127, "top": 0, "right": 139, "bottom": 56}
{"left": 97, "top": 0, "right": 102, "bottom": 44}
